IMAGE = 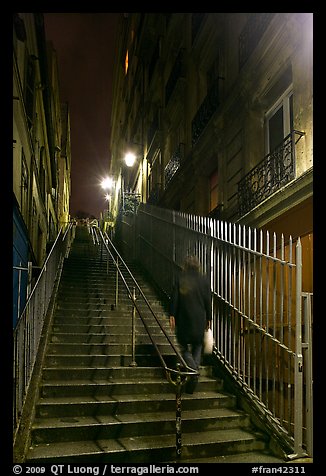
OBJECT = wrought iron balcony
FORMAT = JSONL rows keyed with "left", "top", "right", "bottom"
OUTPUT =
{"left": 191, "top": 78, "right": 219, "bottom": 145}
{"left": 122, "top": 191, "right": 141, "bottom": 215}
{"left": 238, "top": 130, "right": 305, "bottom": 216}
{"left": 164, "top": 143, "right": 184, "bottom": 189}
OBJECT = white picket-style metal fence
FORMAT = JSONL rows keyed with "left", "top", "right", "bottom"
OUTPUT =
{"left": 117, "top": 202, "right": 313, "bottom": 458}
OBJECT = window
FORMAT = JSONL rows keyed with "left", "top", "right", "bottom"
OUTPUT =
{"left": 21, "top": 150, "right": 28, "bottom": 218}
{"left": 25, "top": 55, "right": 35, "bottom": 130}
{"left": 265, "top": 87, "right": 293, "bottom": 154}
{"left": 39, "top": 147, "right": 46, "bottom": 203}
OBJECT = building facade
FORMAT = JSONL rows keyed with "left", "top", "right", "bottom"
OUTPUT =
{"left": 13, "top": 13, "right": 72, "bottom": 326}
{"left": 109, "top": 12, "right": 312, "bottom": 291}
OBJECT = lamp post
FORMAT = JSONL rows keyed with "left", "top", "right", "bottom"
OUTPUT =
{"left": 122, "top": 150, "right": 142, "bottom": 214}
{"left": 100, "top": 176, "right": 114, "bottom": 229}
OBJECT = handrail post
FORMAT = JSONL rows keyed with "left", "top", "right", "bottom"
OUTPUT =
{"left": 106, "top": 240, "right": 110, "bottom": 275}
{"left": 175, "top": 362, "right": 182, "bottom": 460}
{"left": 115, "top": 257, "right": 119, "bottom": 308}
{"left": 130, "top": 286, "right": 137, "bottom": 367}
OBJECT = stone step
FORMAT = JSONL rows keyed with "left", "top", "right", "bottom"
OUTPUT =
{"left": 42, "top": 365, "right": 167, "bottom": 380}
{"left": 57, "top": 291, "right": 158, "bottom": 302}
{"left": 53, "top": 312, "right": 134, "bottom": 321}
{"left": 46, "top": 342, "right": 175, "bottom": 355}
{"left": 179, "top": 450, "right": 285, "bottom": 463}
{"left": 40, "top": 376, "right": 221, "bottom": 398}
{"left": 54, "top": 306, "right": 166, "bottom": 316}
{"left": 51, "top": 324, "right": 169, "bottom": 333}
{"left": 26, "top": 428, "right": 267, "bottom": 463}
{"left": 31, "top": 407, "right": 250, "bottom": 444}
{"left": 44, "top": 353, "right": 177, "bottom": 368}
{"left": 35, "top": 390, "right": 231, "bottom": 418}
{"left": 49, "top": 333, "right": 176, "bottom": 344}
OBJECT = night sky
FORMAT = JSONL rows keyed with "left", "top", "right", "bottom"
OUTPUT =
{"left": 44, "top": 13, "right": 121, "bottom": 218}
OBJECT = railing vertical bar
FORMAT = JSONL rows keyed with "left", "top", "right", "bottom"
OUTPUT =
{"left": 207, "top": 218, "right": 210, "bottom": 274}
{"left": 232, "top": 225, "right": 239, "bottom": 374}
{"left": 303, "top": 292, "right": 313, "bottom": 456}
{"left": 228, "top": 222, "right": 232, "bottom": 364}
{"left": 215, "top": 220, "right": 219, "bottom": 354}
{"left": 265, "top": 231, "right": 270, "bottom": 407}
{"left": 210, "top": 220, "right": 215, "bottom": 347}
{"left": 233, "top": 223, "right": 237, "bottom": 371}
{"left": 287, "top": 236, "right": 293, "bottom": 435}
{"left": 241, "top": 226, "right": 249, "bottom": 382}
{"left": 272, "top": 232, "right": 277, "bottom": 415}
{"left": 293, "top": 238, "right": 303, "bottom": 456}
{"left": 218, "top": 219, "right": 222, "bottom": 360}
{"left": 237, "top": 224, "right": 241, "bottom": 377}
{"left": 280, "top": 233, "right": 285, "bottom": 424}
{"left": 196, "top": 217, "right": 204, "bottom": 272}
{"left": 253, "top": 227, "right": 257, "bottom": 396}
{"left": 130, "top": 287, "right": 137, "bottom": 367}
{"left": 202, "top": 216, "right": 205, "bottom": 272}
{"left": 224, "top": 221, "right": 228, "bottom": 304}
{"left": 219, "top": 220, "right": 223, "bottom": 358}
{"left": 223, "top": 221, "right": 227, "bottom": 360}
{"left": 247, "top": 226, "right": 252, "bottom": 389}
{"left": 216, "top": 220, "right": 220, "bottom": 355}
{"left": 259, "top": 229, "right": 263, "bottom": 400}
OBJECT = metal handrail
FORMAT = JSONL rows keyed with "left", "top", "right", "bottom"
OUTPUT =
{"left": 92, "top": 224, "right": 198, "bottom": 458}
{"left": 15, "top": 222, "right": 72, "bottom": 328}
{"left": 13, "top": 221, "right": 75, "bottom": 436}
{"left": 93, "top": 225, "right": 198, "bottom": 382}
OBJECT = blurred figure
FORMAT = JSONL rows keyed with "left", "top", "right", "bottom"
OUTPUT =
{"left": 169, "top": 256, "right": 212, "bottom": 393}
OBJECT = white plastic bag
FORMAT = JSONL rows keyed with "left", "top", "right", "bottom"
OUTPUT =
{"left": 203, "top": 328, "right": 214, "bottom": 354}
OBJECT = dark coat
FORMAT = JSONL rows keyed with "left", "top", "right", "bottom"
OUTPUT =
{"left": 170, "top": 269, "right": 212, "bottom": 346}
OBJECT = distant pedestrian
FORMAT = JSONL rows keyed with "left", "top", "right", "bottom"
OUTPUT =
{"left": 169, "top": 255, "right": 212, "bottom": 393}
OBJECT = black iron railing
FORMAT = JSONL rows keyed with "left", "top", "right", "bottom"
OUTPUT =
{"left": 238, "top": 130, "right": 305, "bottom": 216}
{"left": 164, "top": 143, "right": 184, "bottom": 189}
{"left": 122, "top": 191, "right": 141, "bottom": 215}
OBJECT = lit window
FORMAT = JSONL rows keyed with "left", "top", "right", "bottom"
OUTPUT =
{"left": 125, "top": 50, "right": 129, "bottom": 75}
{"left": 265, "top": 87, "right": 293, "bottom": 154}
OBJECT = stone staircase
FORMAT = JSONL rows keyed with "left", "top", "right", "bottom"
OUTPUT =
{"left": 25, "top": 225, "right": 283, "bottom": 463}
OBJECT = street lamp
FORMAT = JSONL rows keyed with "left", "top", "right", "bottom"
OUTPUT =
{"left": 101, "top": 176, "right": 114, "bottom": 190}
{"left": 99, "top": 176, "right": 115, "bottom": 228}
{"left": 124, "top": 152, "right": 136, "bottom": 168}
